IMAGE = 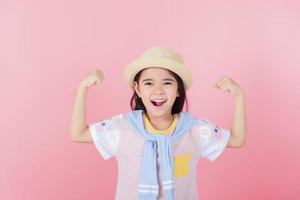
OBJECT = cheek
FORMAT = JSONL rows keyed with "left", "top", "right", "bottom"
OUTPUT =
{"left": 139, "top": 90, "right": 151, "bottom": 101}
{"left": 166, "top": 88, "right": 178, "bottom": 97}
{"left": 140, "top": 88, "right": 150, "bottom": 96}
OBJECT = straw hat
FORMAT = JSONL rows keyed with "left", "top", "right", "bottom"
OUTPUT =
{"left": 123, "top": 46, "right": 192, "bottom": 90}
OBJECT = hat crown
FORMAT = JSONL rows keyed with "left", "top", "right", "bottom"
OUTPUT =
{"left": 124, "top": 46, "right": 192, "bottom": 90}
{"left": 141, "top": 47, "right": 184, "bottom": 64}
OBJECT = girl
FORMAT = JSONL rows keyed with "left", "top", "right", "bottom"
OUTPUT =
{"left": 70, "top": 47, "right": 247, "bottom": 200}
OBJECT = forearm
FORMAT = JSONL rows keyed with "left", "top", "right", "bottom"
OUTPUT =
{"left": 70, "top": 84, "right": 88, "bottom": 140}
{"left": 230, "top": 90, "right": 247, "bottom": 146}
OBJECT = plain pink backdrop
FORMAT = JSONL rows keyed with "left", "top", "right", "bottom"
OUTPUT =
{"left": 1, "top": 0, "right": 299, "bottom": 199}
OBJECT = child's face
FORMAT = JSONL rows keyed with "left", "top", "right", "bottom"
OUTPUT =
{"left": 134, "top": 67, "right": 179, "bottom": 117}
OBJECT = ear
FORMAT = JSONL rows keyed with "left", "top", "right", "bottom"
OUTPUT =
{"left": 176, "top": 91, "right": 179, "bottom": 97}
{"left": 134, "top": 81, "right": 141, "bottom": 97}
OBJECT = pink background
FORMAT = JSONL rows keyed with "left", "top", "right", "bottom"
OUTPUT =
{"left": 1, "top": 0, "right": 299, "bottom": 199}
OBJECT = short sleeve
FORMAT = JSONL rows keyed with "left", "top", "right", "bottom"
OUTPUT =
{"left": 88, "top": 114, "right": 123, "bottom": 160}
{"left": 194, "top": 118, "right": 231, "bottom": 161}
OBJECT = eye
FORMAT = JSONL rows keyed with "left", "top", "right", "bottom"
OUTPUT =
{"left": 163, "top": 82, "right": 173, "bottom": 85}
{"left": 144, "top": 82, "right": 152, "bottom": 86}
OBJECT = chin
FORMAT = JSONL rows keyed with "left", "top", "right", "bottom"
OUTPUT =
{"left": 147, "top": 108, "right": 172, "bottom": 117}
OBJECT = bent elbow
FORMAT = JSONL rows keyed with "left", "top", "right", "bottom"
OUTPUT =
{"left": 70, "top": 132, "right": 80, "bottom": 142}
{"left": 236, "top": 138, "right": 247, "bottom": 148}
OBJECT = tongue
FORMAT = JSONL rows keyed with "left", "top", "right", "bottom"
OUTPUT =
{"left": 153, "top": 101, "right": 164, "bottom": 106}
{"left": 155, "top": 102, "right": 164, "bottom": 106}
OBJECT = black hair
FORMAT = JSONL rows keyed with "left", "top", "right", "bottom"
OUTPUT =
{"left": 130, "top": 68, "right": 189, "bottom": 114}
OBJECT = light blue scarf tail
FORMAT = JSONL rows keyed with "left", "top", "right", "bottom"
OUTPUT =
{"left": 125, "top": 110, "right": 197, "bottom": 200}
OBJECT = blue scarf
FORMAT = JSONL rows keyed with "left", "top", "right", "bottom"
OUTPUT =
{"left": 124, "top": 110, "right": 197, "bottom": 200}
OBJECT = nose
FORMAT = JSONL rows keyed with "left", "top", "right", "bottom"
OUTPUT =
{"left": 153, "top": 84, "right": 164, "bottom": 94}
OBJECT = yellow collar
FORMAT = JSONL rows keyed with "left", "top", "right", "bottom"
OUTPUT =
{"left": 143, "top": 113, "right": 178, "bottom": 134}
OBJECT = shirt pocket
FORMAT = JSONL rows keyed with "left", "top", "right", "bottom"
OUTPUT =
{"left": 174, "top": 152, "right": 192, "bottom": 178}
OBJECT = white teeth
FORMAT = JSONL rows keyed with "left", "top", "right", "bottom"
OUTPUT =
{"left": 152, "top": 99, "right": 166, "bottom": 103}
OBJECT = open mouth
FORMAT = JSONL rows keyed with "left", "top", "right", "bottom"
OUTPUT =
{"left": 151, "top": 99, "right": 167, "bottom": 107}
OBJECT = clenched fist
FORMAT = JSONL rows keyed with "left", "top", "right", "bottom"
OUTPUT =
{"left": 80, "top": 69, "right": 104, "bottom": 89}
{"left": 214, "top": 76, "right": 244, "bottom": 96}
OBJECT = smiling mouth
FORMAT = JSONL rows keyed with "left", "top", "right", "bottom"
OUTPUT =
{"left": 151, "top": 99, "right": 167, "bottom": 107}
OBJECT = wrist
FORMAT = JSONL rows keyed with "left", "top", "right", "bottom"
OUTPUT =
{"left": 78, "top": 83, "right": 88, "bottom": 93}
{"left": 234, "top": 89, "right": 244, "bottom": 97}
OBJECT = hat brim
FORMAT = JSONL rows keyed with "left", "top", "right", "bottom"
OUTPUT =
{"left": 123, "top": 56, "right": 192, "bottom": 90}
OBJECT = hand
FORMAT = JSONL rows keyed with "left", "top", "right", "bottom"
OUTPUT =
{"left": 80, "top": 68, "right": 104, "bottom": 89}
{"left": 213, "top": 76, "right": 244, "bottom": 96}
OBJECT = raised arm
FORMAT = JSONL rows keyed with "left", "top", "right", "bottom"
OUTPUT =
{"left": 69, "top": 69, "right": 104, "bottom": 142}
{"left": 227, "top": 91, "right": 247, "bottom": 147}
{"left": 214, "top": 76, "right": 247, "bottom": 148}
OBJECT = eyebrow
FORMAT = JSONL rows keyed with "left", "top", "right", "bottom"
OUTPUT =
{"left": 142, "top": 78, "right": 175, "bottom": 82}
